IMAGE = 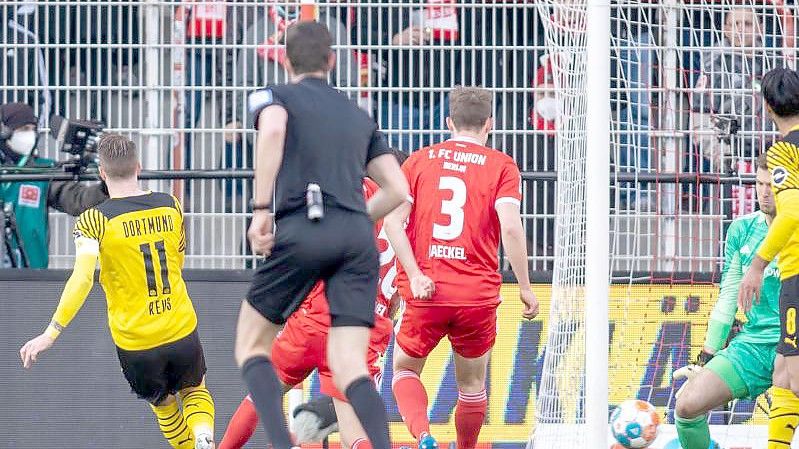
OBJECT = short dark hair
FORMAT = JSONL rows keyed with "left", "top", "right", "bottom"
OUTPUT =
{"left": 286, "top": 21, "right": 333, "bottom": 75}
{"left": 449, "top": 86, "right": 493, "bottom": 131}
{"left": 756, "top": 151, "right": 768, "bottom": 171}
{"left": 761, "top": 68, "right": 799, "bottom": 118}
{"left": 98, "top": 133, "right": 138, "bottom": 179}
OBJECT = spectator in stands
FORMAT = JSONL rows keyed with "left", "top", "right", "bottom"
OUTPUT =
{"left": 691, "top": 6, "right": 777, "bottom": 171}
{"left": 356, "top": 1, "right": 506, "bottom": 152}
{"left": 612, "top": 6, "right": 656, "bottom": 211}
{"left": 690, "top": 6, "right": 780, "bottom": 216}
{"left": 223, "top": 2, "right": 357, "bottom": 207}
{"left": 0, "top": 3, "right": 52, "bottom": 129}
{"left": 529, "top": 53, "right": 557, "bottom": 269}
{"left": 183, "top": 1, "right": 244, "bottom": 207}
{"left": 0, "top": 103, "right": 107, "bottom": 268}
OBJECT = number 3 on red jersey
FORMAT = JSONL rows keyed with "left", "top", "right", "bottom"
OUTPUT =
{"left": 433, "top": 176, "right": 467, "bottom": 240}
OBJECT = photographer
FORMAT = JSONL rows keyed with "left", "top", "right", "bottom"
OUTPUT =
{"left": 0, "top": 102, "right": 107, "bottom": 268}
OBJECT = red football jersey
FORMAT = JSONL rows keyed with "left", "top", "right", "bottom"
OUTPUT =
{"left": 396, "top": 138, "right": 522, "bottom": 306}
{"left": 291, "top": 178, "right": 395, "bottom": 340}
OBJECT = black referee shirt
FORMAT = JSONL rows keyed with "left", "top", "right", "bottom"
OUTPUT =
{"left": 248, "top": 77, "right": 392, "bottom": 219}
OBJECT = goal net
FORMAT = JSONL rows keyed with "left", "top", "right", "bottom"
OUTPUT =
{"left": 531, "top": 1, "right": 796, "bottom": 448}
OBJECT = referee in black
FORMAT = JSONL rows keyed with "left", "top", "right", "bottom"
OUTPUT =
{"left": 234, "top": 21, "right": 408, "bottom": 449}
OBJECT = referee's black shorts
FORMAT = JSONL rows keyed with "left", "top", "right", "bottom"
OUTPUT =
{"left": 779, "top": 275, "right": 799, "bottom": 356}
{"left": 247, "top": 208, "right": 378, "bottom": 328}
{"left": 116, "top": 330, "right": 207, "bottom": 405}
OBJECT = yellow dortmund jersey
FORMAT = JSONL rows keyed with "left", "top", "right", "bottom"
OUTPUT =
{"left": 759, "top": 127, "right": 799, "bottom": 279}
{"left": 74, "top": 191, "right": 197, "bottom": 350}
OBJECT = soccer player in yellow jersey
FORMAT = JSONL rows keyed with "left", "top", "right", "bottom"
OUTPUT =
{"left": 19, "top": 134, "right": 216, "bottom": 449}
{"left": 739, "top": 68, "right": 799, "bottom": 449}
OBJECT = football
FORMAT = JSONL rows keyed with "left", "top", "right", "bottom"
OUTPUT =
{"left": 610, "top": 399, "right": 660, "bottom": 448}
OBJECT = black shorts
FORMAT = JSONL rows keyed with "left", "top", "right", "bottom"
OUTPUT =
{"left": 247, "top": 208, "right": 378, "bottom": 328}
{"left": 116, "top": 330, "right": 207, "bottom": 405}
{"left": 778, "top": 275, "right": 799, "bottom": 356}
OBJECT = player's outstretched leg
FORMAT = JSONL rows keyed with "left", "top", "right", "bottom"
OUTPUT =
{"left": 328, "top": 325, "right": 391, "bottom": 449}
{"left": 235, "top": 300, "right": 295, "bottom": 449}
{"left": 453, "top": 352, "right": 490, "bottom": 449}
{"left": 770, "top": 355, "right": 799, "bottom": 448}
{"left": 150, "top": 395, "right": 194, "bottom": 449}
{"left": 179, "top": 380, "right": 216, "bottom": 449}
{"left": 392, "top": 345, "right": 435, "bottom": 449}
{"left": 674, "top": 358, "right": 737, "bottom": 449}
{"left": 218, "top": 396, "right": 258, "bottom": 449}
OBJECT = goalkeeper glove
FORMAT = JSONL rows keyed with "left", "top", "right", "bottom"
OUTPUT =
{"left": 292, "top": 395, "right": 339, "bottom": 443}
{"left": 673, "top": 364, "right": 702, "bottom": 400}
{"left": 673, "top": 350, "right": 714, "bottom": 400}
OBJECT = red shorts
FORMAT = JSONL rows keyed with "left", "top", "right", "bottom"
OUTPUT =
{"left": 395, "top": 303, "right": 498, "bottom": 359}
{"left": 271, "top": 316, "right": 390, "bottom": 401}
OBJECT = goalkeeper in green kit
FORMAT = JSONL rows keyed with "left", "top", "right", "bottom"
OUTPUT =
{"left": 673, "top": 153, "right": 788, "bottom": 449}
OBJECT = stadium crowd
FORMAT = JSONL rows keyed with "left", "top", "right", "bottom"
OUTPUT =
{"left": 0, "top": 1, "right": 796, "bottom": 269}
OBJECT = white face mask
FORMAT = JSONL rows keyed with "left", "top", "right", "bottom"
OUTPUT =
{"left": 7, "top": 130, "right": 37, "bottom": 156}
{"left": 535, "top": 96, "right": 561, "bottom": 122}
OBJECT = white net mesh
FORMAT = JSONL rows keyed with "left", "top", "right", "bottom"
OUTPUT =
{"left": 532, "top": 1, "right": 797, "bottom": 448}
{"left": 530, "top": 1, "right": 590, "bottom": 447}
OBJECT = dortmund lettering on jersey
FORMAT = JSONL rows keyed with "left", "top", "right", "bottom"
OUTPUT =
{"left": 74, "top": 192, "right": 196, "bottom": 351}
{"left": 721, "top": 211, "right": 780, "bottom": 345}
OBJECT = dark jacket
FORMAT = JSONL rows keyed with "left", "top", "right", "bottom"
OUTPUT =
{"left": 357, "top": 0, "right": 506, "bottom": 106}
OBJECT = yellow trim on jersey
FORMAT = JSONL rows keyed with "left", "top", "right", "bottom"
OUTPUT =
{"left": 758, "top": 190, "right": 799, "bottom": 261}
{"left": 48, "top": 193, "right": 197, "bottom": 351}
{"left": 758, "top": 136, "right": 799, "bottom": 279}
{"left": 47, "top": 237, "right": 100, "bottom": 340}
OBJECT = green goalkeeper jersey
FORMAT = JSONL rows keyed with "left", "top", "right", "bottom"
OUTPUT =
{"left": 705, "top": 211, "right": 781, "bottom": 350}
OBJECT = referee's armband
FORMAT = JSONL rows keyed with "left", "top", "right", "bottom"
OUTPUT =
{"left": 248, "top": 88, "right": 283, "bottom": 128}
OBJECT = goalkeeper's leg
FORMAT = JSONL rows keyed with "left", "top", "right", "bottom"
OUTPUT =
{"left": 769, "top": 355, "right": 799, "bottom": 449}
{"left": 674, "top": 355, "right": 740, "bottom": 449}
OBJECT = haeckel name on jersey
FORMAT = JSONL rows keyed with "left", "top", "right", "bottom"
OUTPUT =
{"left": 429, "top": 244, "right": 466, "bottom": 260}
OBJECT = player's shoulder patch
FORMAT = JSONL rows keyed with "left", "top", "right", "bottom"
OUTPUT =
{"left": 248, "top": 88, "right": 276, "bottom": 114}
{"left": 772, "top": 165, "right": 789, "bottom": 186}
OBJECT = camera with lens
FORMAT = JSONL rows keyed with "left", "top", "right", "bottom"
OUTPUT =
{"left": 50, "top": 114, "right": 104, "bottom": 174}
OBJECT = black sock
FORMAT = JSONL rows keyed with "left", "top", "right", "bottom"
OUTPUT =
{"left": 241, "top": 356, "right": 294, "bottom": 449}
{"left": 345, "top": 376, "right": 391, "bottom": 449}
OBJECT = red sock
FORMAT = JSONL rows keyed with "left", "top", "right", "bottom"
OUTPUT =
{"left": 218, "top": 396, "right": 259, "bottom": 449}
{"left": 392, "top": 369, "right": 430, "bottom": 440}
{"left": 352, "top": 437, "right": 374, "bottom": 449}
{"left": 455, "top": 390, "right": 487, "bottom": 449}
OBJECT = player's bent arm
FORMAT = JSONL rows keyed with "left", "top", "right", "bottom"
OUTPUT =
{"left": 757, "top": 189, "right": 799, "bottom": 262}
{"left": 253, "top": 105, "right": 288, "bottom": 205}
{"left": 45, "top": 237, "right": 100, "bottom": 340}
{"left": 384, "top": 201, "right": 422, "bottom": 278}
{"left": 705, "top": 252, "right": 742, "bottom": 354}
{"left": 366, "top": 153, "right": 409, "bottom": 222}
{"left": 497, "top": 203, "right": 532, "bottom": 291}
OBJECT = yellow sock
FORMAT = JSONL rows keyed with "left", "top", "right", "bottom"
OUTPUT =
{"left": 180, "top": 384, "right": 215, "bottom": 440}
{"left": 769, "top": 387, "right": 799, "bottom": 449}
{"left": 150, "top": 400, "right": 194, "bottom": 449}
